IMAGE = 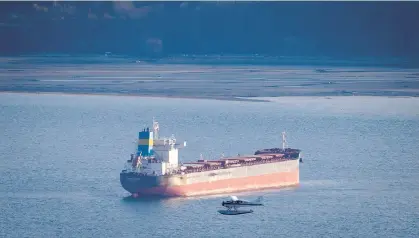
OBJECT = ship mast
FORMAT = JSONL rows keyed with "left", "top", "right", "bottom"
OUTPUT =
{"left": 282, "top": 131, "right": 287, "bottom": 150}
{"left": 152, "top": 117, "right": 159, "bottom": 140}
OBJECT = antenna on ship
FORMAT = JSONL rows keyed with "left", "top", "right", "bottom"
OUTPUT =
{"left": 282, "top": 131, "right": 287, "bottom": 150}
{"left": 153, "top": 117, "right": 159, "bottom": 140}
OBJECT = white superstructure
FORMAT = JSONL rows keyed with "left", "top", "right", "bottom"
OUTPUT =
{"left": 124, "top": 119, "right": 187, "bottom": 176}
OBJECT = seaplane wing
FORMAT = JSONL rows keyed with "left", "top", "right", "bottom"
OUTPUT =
{"left": 221, "top": 196, "right": 264, "bottom": 208}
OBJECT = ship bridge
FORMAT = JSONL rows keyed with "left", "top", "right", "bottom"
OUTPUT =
{"left": 125, "top": 119, "right": 186, "bottom": 176}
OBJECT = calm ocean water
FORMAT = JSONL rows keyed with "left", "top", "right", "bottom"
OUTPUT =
{"left": 0, "top": 93, "right": 418, "bottom": 238}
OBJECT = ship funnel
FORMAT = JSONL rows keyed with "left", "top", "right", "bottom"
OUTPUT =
{"left": 138, "top": 129, "right": 153, "bottom": 156}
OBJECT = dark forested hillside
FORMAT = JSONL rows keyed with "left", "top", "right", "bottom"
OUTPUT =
{"left": 1, "top": 1, "right": 419, "bottom": 60}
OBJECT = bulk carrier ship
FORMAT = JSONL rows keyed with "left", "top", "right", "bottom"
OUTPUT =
{"left": 120, "top": 119, "right": 302, "bottom": 197}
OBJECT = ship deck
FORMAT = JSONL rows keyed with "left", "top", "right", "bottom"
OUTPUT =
{"left": 122, "top": 148, "right": 301, "bottom": 177}
{"left": 178, "top": 152, "right": 298, "bottom": 174}
{"left": 122, "top": 156, "right": 298, "bottom": 177}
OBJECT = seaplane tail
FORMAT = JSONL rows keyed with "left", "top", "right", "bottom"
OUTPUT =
{"left": 253, "top": 196, "right": 263, "bottom": 204}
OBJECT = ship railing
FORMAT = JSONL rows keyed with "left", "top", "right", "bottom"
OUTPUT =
{"left": 154, "top": 137, "right": 177, "bottom": 146}
{"left": 125, "top": 172, "right": 151, "bottom": 176}
{"left": 144, "top": 158, "right": 164, "bottom": 164}
{"left": 174, "top": 156, "right": 293, "bottom": 174}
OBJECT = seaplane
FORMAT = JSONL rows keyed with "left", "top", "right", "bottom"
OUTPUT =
{"left": 218, "top": 195, "right": 264, "bottom": 215}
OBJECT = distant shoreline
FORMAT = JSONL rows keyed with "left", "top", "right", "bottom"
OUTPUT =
{"left": 1, "top": 55, "right": 417, "bottom": 69}
{"left": 1, "top": 90, "right": 417, "bottom": 103}
{"left": 0, "top": 91, "right": 273, "bottom": 102}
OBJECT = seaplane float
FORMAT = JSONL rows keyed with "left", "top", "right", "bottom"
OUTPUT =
{"left": 218, "top": 195, "right": 264, "bottom": 215}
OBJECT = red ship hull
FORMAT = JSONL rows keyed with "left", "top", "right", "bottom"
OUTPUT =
{"left": 138, "top": 167, "right": 299, "bottom": 197}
